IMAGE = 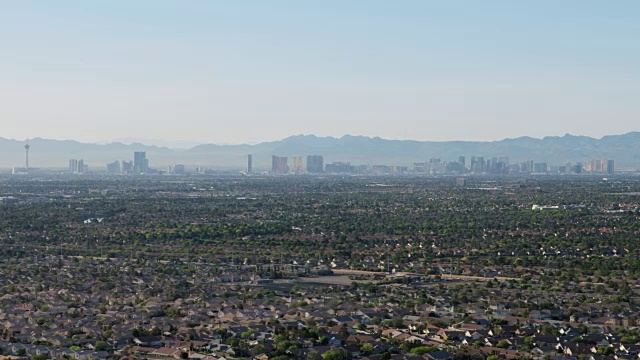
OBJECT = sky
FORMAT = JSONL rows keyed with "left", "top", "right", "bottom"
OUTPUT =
{"left": 1, "top": 1, "right": 639, "bottom": 145}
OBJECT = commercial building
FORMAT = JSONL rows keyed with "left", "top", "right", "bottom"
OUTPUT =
{"left": 325, "top": 162, "right": 352, "bottom": 173}
{"left": 69, "top": 159, "right": 86, "bottom": 174}
{"left": 69, "top": 159, "right": 79, "bottom": 173}
{"left": 271, "top": 155, "right": 289, "bottom": 174}
{"left": 133, "top": 152, "right": 149, "bottom": 174}
{"left": 172, "top": 164, "right": 186, "bottom": 174}
{"left": 247, "top": 154, "right": 253, "bottom": 174}
{"left": 586, "top": 159, "right": 615, "bottom": 174}
{"left": 533, "top": 162, "right": 548, "bottom": 173}
{"left": 458, "top": 156, "right": 466, "bottom": 169}
{"left": 106, "top": 161, "right": 121, "bottom": 175}
{"left": 78, "top": 160, "right": 87, "bottom": 173}
{"left": 605, "top": 159, "right": 615, "bottom": 175}
{"left": 121, "top": 161, "right": 133, "bottom": 174}
{"left": 293, "top": 156, "right": 304, "bottom": 173}
{"left": 470, "top": 156, "right": 485, "bottom": 173}
{"left": 307, "top": 155, "right": 324, "bottom": 173}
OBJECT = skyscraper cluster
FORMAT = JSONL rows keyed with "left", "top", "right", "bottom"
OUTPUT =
{"left": 69, "top": 159, "right": 87, "bottom": 174}
{"left": 57, "top": 147, "right": 616, "bottom": 177}
{"left": 585, "top": 159, "right": 615, "bottom": 174}
{"left": 69, "top": 151, "right": 151, "bottom": 175}
{"left": 266, "top": 155, "right": 325, "bottom": 174}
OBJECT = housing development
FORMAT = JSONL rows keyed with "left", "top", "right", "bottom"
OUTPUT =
{"left": 1, "top": 174, "right": 640, "bottom": 360}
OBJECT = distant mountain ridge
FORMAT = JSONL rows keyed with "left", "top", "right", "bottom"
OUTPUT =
{"left": 1, "top": 132, "right": 639, "bottom": 170}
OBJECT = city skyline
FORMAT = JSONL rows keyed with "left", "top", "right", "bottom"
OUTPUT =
{"left": 67, "top": 150, "right": 617, "bottom": 176}
{"left": 1, "top": 132, "right": 638, "bottom": 172}
{"left": 57, "top": 147, "right": 616, "bottom": 176}
{"left": 1, "top": 1, "right": 639, "bottom": 144}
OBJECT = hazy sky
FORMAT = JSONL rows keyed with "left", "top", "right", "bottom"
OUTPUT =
{"left": 1, "top": 1, "right": 639, "bottom": 144}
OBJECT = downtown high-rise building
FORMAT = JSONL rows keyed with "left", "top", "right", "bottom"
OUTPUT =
{"left": 605, "top": 159, "right": 615, "bottom": 175}
{"left": 325, "top": 161, "right": 352, "bottom": 173}
{"left": 69, "top": 159, "right": 78, "bottom": 173}
{"left": 292, "top": 156, "right": 304, "bottom": 173}
{"left": 106, "top": 161, "right": 121, "bottom": 175}
{"left": 133, "top": 151, "right": 149, "bottom": 174}
{"left": 271, "top": 155, "right": 289, "bottom": 174}
{"left": 121, "top": 161, "right": 133, "bottom": 174}
{"left": 586, "top": 159, "right": 615, "bottom": 174}
{"left": 172, "top": 164, "right": 186, "bottom": 174}
{"left": 470, "top": 156, "right": 485, "bottom": 173}
{"left": 458, "top": 156, "right": 466, "bottom": 168}
{"left": 247, "top": 154, "right": 253, "bottom": 174}
{"left": 533, "top": 162, "right": 548, "bottom": 173}
{"left": 78, "top": 159, "right": 86, "bottom": 173}
{"left": 69, "top": 159, "right": 86, "bottom": 173}
{"left": 307, "top": 155, "right": 324, "bottom": 173}
{"left": 586, "top": 159, "right": 600, "bottom": 172}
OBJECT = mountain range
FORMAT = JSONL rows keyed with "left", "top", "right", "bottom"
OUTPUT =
{"left": 1, "top": 132, "right": 639, "bottom": 171}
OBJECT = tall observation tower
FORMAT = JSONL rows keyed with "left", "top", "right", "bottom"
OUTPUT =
{"left": 24, "top": 141, "right": 30, "bottom": 169}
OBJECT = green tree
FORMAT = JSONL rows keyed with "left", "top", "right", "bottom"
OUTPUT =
{"left": 597, "top": 346, "right": 614, "bottom": 355}
{"left": 323, "top": 348, "right": 351, "bottom": 360}
{"left": 307, "top": 350, "right": 323, "bottom": 360}
{"left": 411, "top": 346, "right": 439, "bottom": 355}
{"left": 361, "top": 343, "right": 374, "bottom": 354}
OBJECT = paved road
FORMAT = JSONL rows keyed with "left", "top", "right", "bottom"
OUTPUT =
{"left": 332, "top": 269, "right": 518, "bottom": 282}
